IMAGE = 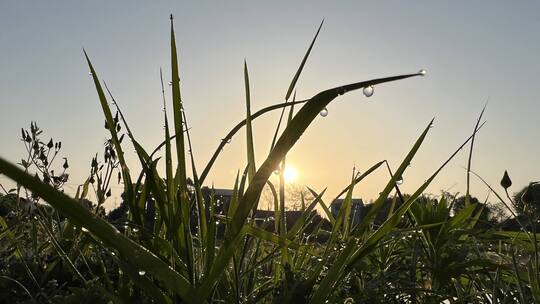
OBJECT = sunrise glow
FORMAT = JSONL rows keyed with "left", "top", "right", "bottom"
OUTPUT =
{"left": 284, "top": 166, "right": 299, "bottom": 183}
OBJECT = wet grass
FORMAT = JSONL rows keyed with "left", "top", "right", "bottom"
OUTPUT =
{"left": 1, "top": 17, "right": 539, "bottom": 303}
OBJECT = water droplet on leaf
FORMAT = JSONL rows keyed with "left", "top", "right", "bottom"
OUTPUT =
{"left": 363, "top": 85, "right": 374, "bottom": 97}
{"left": 418, "top": 69, "right": 427, "bottom": 76}
{"left": 319, "top": 107, "right": 328, "bottom": 117}
{"left": 138, "top": 270, "right": 146, "bottom": 276}
{"left": 396, "top": 176, "right": 403, "bottom": 185}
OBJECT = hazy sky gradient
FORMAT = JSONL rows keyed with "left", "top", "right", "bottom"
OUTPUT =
{"left": 1, "top": 1, "right": 539, "bottom": 209}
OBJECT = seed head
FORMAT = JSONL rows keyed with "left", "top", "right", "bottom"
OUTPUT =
{"left": 500, "top": 170, "right": 512, "bottom": 189}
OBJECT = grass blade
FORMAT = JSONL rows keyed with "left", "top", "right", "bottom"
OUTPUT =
{"left": 232, "top": 73, "right": 422, "bottom": 238}
{"left": 244, "top": 60, "right": 256, "bottom": 182}
{"left": 83, "top": 51, "right": 138, "bottom": 225}
{"left": 0, "top": 156, "right": 197, "bottom": 302}
{"left": 169, "top": 15, "right": 188, "bottom": 202}
{"left": 285, "top": 20, "right": 324, "bottom": 101}
{"left": 465, "top": 104, "right": 487, "bottom": 206}
{"left": 309, "top": 118, "right": 487, "bottom": 304}
{"left": 352, "top": 119, "right": 434, "bottom": 237}
{"left": 197, "top": 72, "right": 422, "bottom": 300}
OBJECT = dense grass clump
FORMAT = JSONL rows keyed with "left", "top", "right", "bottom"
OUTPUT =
{"left": 1, "top": 17, "right": 540, "bottom": 303}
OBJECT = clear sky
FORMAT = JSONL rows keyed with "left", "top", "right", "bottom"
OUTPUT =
{"left": 1, "top": 1, "right": 539, "bottom": 210}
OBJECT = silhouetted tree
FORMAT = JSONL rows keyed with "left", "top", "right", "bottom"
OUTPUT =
{"left": 513, "top": 183, "right": 540, "bottom": 216}
{"left": 0, "top": 193, "right": 17, "bottom": 217}
{"left": 451, "top": 195, "right": 503, "bottom": 226}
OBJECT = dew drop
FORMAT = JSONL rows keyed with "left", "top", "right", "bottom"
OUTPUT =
{"left": 138, "top": 270, "right": 146, "bottom": 276}
{"left": 396, "top": 176, "right": 403, "bottom": 185}
{"left": 319, "top": 107, "right": 329, "bottom": 117}
{"left": 363, "top": 85, "right": 374, "bottom": 97}
{"left": 88, "top": 72, "right": 93, "bottom": 76}
{"left": 418, "top": 69, "right": 427, "bottom": 76}
{"left": 317, "top": 258, "right": 323, "bottom": 262}
{"left": 133, "top": 228, "right": 139, "bottom": 232}
{"left": 168, "top": 81, "right": 172, "bottom": 86}
{"left": 81, "top": 227, "right": 89, "bottom": 233}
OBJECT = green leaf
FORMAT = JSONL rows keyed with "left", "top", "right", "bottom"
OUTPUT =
{"left": 331, "top": 160, "right": 385, "bottom": 202}
{"left": 285, "top": 20, "right": 324, "bottom": 101}
{"left": 0, "top": 156, "right": 196, "bottom": 302}
{"left": 465, "top": 104, "right": 486, "bottom": 205}
{"left": 113, "top": 255, "right": 173, "bottom": 304}
{"left": 198, "top": 72, "right": 421, "bottom": 300}
{"left": 286, "top": 188, "right": 327, "bottom": 239}
{"left": 169, "top": 15, "right": 189, "bottom": 202}
{"left": 232, "top": 73, "right": 422, "bottom": 239}
{"left": 244, "top": 225, "right": 313, "bottom": 255}
{"left": 307, "top": 186, "right": 335, "bottom": 224}
{"left": 244, "top": 60, "right": 256, "bottom": 183}
{"left": 352, "top": 120, "right": 434, "bottom": 238}
{"left": 309, "top": 117, "right": 485, "bottom": 304}
{"left": 336, "top": 171, "right": 356, "bottom": 240}
{"left": 83, "top": 51, "right": 138, "bottom": 224}
{"left": 197, "top": 98, "right": 308, "bottom": 183}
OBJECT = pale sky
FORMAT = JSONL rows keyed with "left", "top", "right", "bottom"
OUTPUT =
{"left": 1, "top": 1, "right": 539, "bottom": 210}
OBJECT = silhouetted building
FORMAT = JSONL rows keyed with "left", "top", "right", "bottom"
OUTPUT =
{"left": 330, "top": 198, "right": 364, "bottom": 226}
{"left": 201, "top": 187, "right": 233, "bottom": 215}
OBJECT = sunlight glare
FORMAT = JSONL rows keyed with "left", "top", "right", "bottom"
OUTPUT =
{"left": 284, "top": 166, "right": 299, "bottom": 183}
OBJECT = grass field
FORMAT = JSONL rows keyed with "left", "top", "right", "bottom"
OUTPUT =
{"left": 1, "top": 17, "right": 539, "bottom": 304}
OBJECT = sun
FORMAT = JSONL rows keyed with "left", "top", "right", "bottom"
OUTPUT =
{"left": 283, "top": 166, "right": 299, "bottom": 183}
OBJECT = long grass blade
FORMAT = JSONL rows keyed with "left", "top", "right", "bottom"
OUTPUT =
{"left": 0, "top": 156, "right": 197, "bottom": 302}
{"left": 197, "top": 72, "right": 422, "bottom": 299}
{"left": 309, "top": 117, "right": 487, "bottom": 304}
{"left": 169, "top": 15, "right": 189, "bottom": 203}
{"left": 83, "top": 51, "right": 138, "bottom": 225}
{"left": 285, "top": 20, "right": 324, "bottom": 101}
{"left": 352, "top": 119, "right": 434, "bottom": 237}
{"left": 465, "top": 104, "right": 487, "bottom": 206}
{"left": 244, "top": 60, "right": 256, "bottom": 183}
